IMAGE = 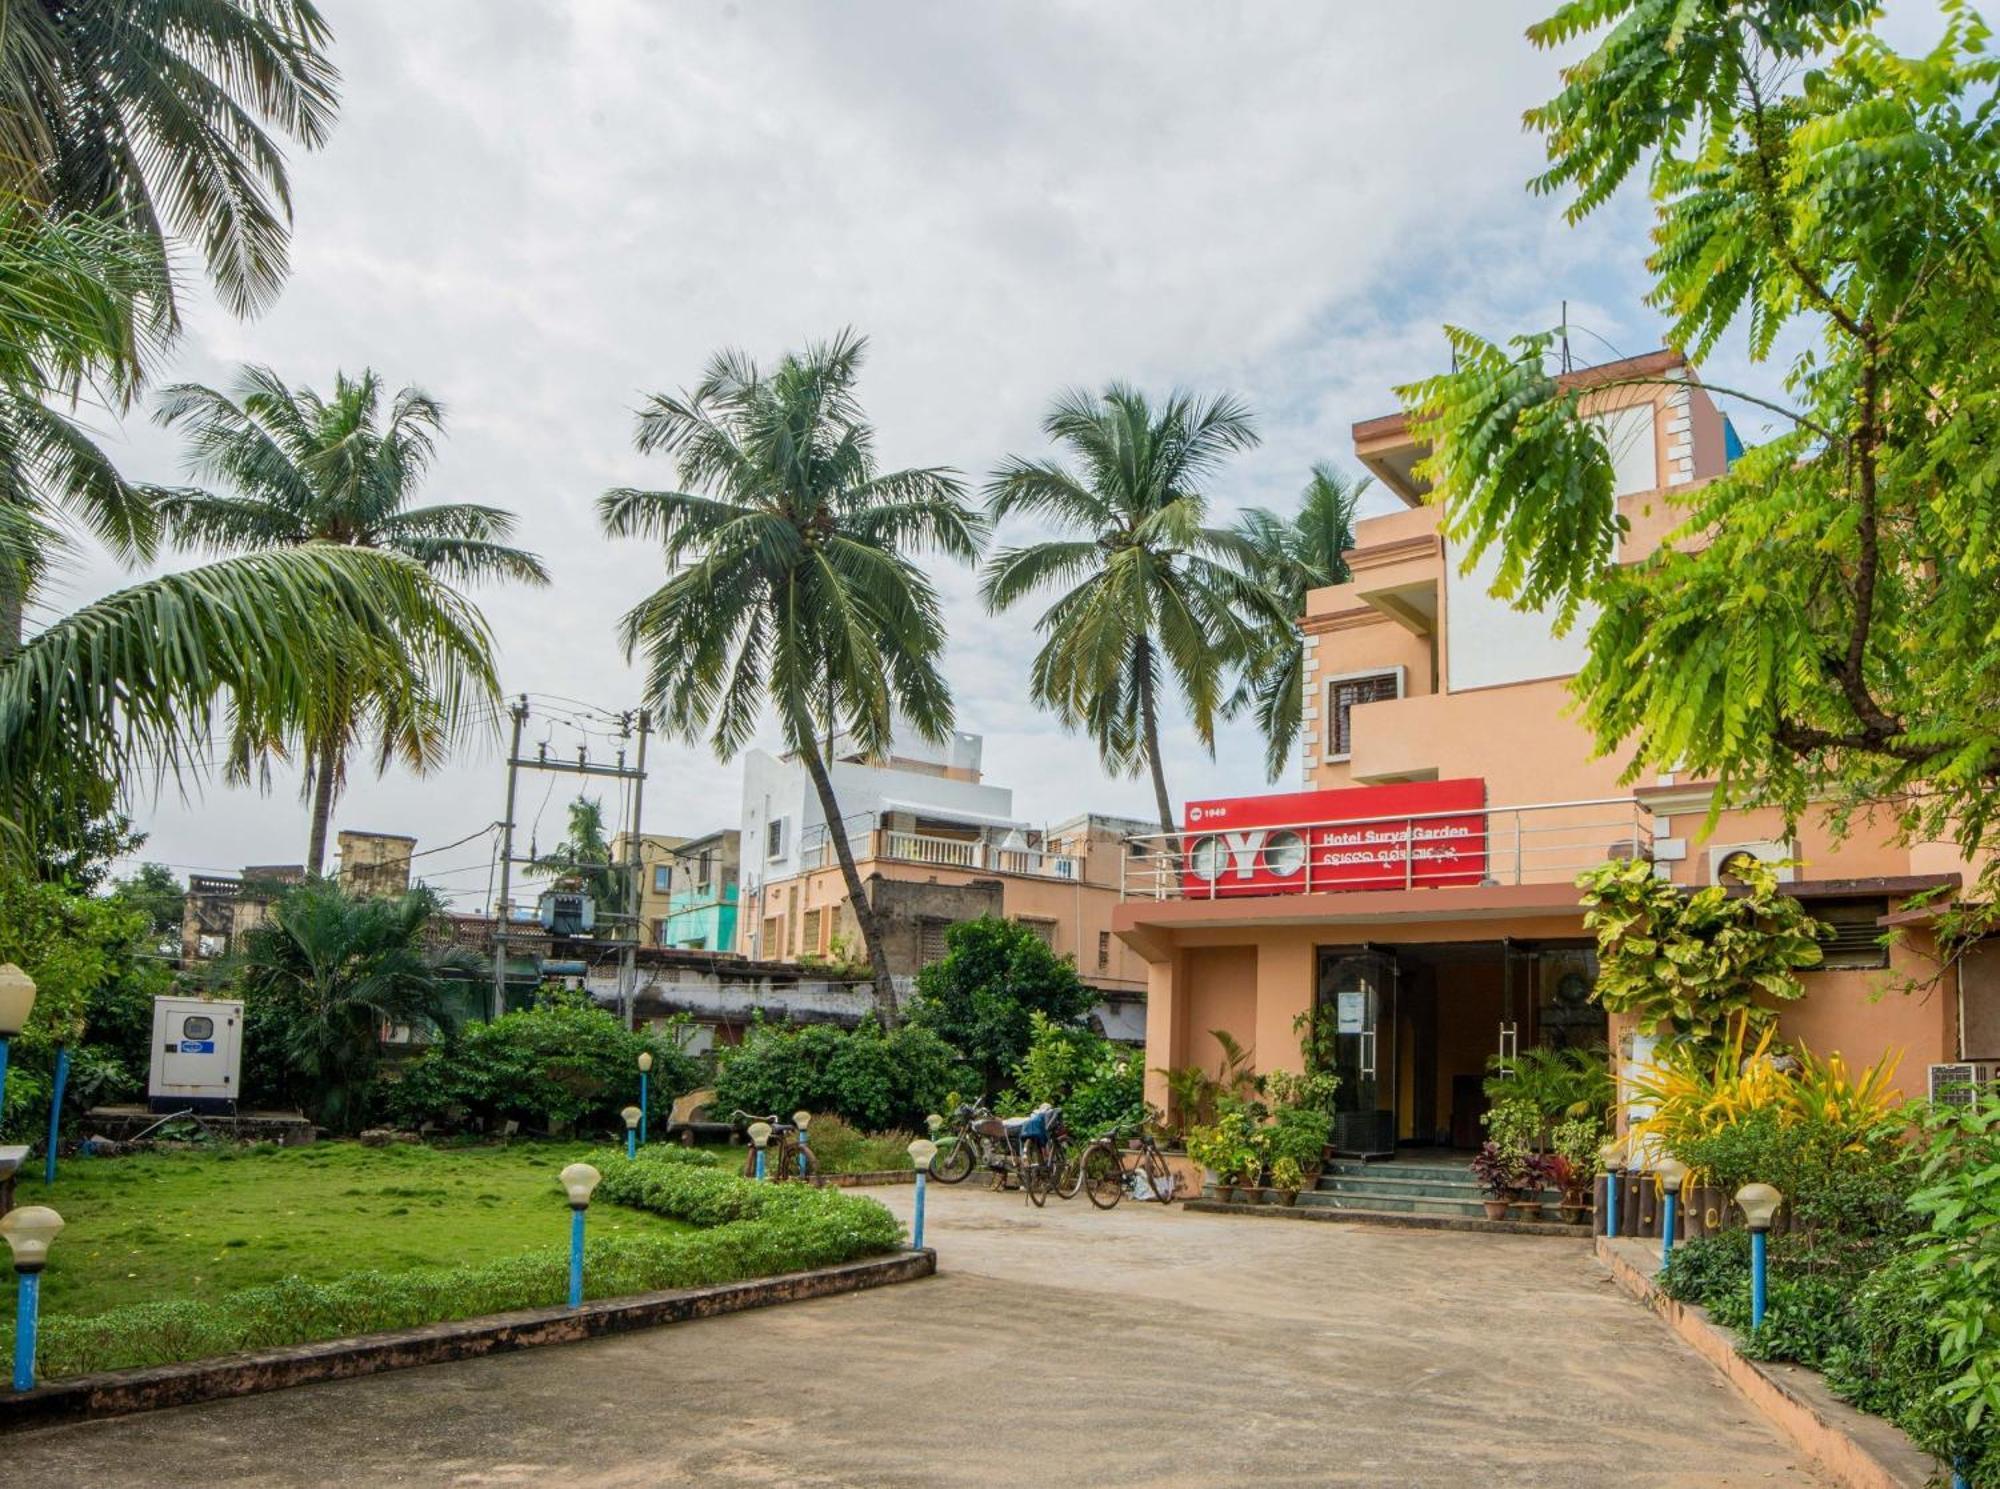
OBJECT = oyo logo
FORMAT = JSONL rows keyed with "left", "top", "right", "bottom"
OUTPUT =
{"left": 1189, "top": 806, "right": 1204, "bottom": 823}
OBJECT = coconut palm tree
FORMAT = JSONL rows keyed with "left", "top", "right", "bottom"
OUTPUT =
{"left": 236, "top": 878, "right": 477, "bottom": 1132}
{"left": 148, "top": 366, "right": 549, "bottom": 875}
{"left": 982, "top": 384, "right": 1280, "bottom": 838}
{"left": 532, "top": 794, "right": 623, "bottom": 910}
{"left": 599, "top": 330, "right": 984, "bottom": 1022}
{"left": 0, "top": 203, "right": 499, "bottom": 868}
{"left": 1231, "top": 463, "right": 1370, "bottom": 781}
{"left": 0, "top": 0, "right": 338, "bottom": 320}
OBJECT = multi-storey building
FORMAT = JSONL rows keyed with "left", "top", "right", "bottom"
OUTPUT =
{"left": 1116, "top": 351, "right": 1993, "bottom": 1153}
{"left": 738, "top": 726, "right": 1150, "bottom": 1036}
{"left": 654, "top": 828, "right": 740, "bottom": 952}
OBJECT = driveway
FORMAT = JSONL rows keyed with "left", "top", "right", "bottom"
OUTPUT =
{"left": 4, "top": 1185, "right": 1820, "bottom": 1487}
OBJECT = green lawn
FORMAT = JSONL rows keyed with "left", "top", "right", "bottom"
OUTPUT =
{"left": 27, "top": 1140, "right": 691, "bottom": 1318}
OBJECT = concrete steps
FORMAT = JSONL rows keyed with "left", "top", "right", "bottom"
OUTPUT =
{"left": 1307, "top": 1156, "right": 1560, "bottom": 1221}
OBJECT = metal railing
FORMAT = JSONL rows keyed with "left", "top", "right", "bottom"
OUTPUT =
{"left": 1119, "top": 796, "right": 1652, "bottom": 900}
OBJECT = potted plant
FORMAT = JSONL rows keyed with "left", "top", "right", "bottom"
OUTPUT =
{"left": 1229, "top": 1140, "right": 1263, "bottom": 1202}
{"left": 1269, "top": 1156, "right": 1305, "bottom": 1207}
{"left": 1469, "top": 1141, "right": 1523, "bottom": 1220}
{"left": 1185, "top": 1124, "right": 1230, "bottom": 1201}
{"left": 1549, "top": 1115, "right": 1604, "bottom": 1224}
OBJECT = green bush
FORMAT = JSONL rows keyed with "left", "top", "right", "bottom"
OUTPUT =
{"left": 1675, "top": 1105, "right": 1916, "bottom": 1242}
{"left": 5, "top": 1149, "right": 901, "bottom": 1379}
{"left": 710, "top": 1018, "right": 963, "bottom": 1132}
{"left": 1004, "top": 1012, "right": 1144, "bottom": 1137}
{"left": 800, "top": 1114, "right": 917, "bottom": 1174}
{"left": 386, "top": 998, "right": 702, "bottom": 1136}
{"left": 1262, "top": 1104, "right": 1332, "bottom": 1173}
{"left": 906, "top": 915, "right": 1096, "bottom": 1091}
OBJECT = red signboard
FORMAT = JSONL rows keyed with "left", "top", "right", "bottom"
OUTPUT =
{"left": 1180, "top": 779, "right": 1487, "bottom": 896}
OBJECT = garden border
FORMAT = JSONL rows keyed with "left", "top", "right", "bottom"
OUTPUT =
{"left": 1184, "top": 1198, "right": 1586, "bottom": 1238}
{"left": 1595, "top": 1235, "right": 1937, "bottom": 1489}
{"left": 809, "top": 1169, "right": 914, "bottom": 1188}
{"left": 0, "top": 1248, "right": 934, "bottom": 1430}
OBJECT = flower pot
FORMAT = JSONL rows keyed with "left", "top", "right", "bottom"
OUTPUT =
{"left": 1216, "top": 1183, "right": 1236, "bottom": 1203}
{"left": 1558, "top": 1203, "right": 1587, "bottom": 1225}
{"left": 1230, "top": 1185, "right": 1256, "bottom": 1204}
{"left": 1482, "top": 1199, "right": 1512, "bottom": 1221}
{"left": 1511, "top": 1199, "right": 1544, "bottom": 1222}
{"left": 1276, "top": 1188, "right": 1299, "bottom": 1208}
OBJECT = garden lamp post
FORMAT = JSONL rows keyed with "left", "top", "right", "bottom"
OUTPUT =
{"left": 748, "top": 1120, "right": 772, "bottom": 1182}
{"left": 42, "top": 1044, "right": 69, "bottom": 1186}
{"left": 1735, "top": 1183, "right": 1783, "bottom": 1330}
{"left": 0, "top": 965, "right": 33, "bottom": 1124}
{"left": 1, "top": 1203, "right": 61, "bottom": 1391}
{"left": 793, "top": 1111, "right": 812, "bottom": 1178}
{"left": 1654, "top": 1154, "right": 1688, "bottom": 1271}
{"left": 621, "top": 1105, "right": 642, "bottom": 1161}
{"left": 925, "top": 1113, "right": 942, "bottom": 1134}
{"left": 636, "top": 1051, "right": 652, "bottom": 1145}
{"left": 560, "top": 1162, "right": 600, "bottom": 1308}
{"left": 1599, "top": 1139, "right": 1625, "bottom": 1238}
{"left": 908, "top": 1138, "right": 938, "bottom": 1251}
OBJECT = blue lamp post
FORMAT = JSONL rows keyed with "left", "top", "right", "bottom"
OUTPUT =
{"left": 621, "top": 1105, "right": 642, "bottom": 1161}
{"left": 1599, "top": 1139, "right": 1625, "bottom": 1238}
{"left": 748, "top": 1120, "right": 772, "bottom": 1182}
{"left": 907, "top": 1137, "right": 938, "bottom": 1250}
{"left": 636, "top": 1051, "right": 652, "bottom": 1146}
{"left": 1736, "top": 1182, "right": 1783, "bottom": 1330}
{"left": 1655, "top": 1154, "right": 1689, "bottom": 1271}
{"left": 0, "top": 965, "right": 36, "bottom": 1133}
{"left": 560, "top": 1162, "right": 601, "bottom": 1309}
{"left": 793, "top": 1111, "right": 813, "bottom": 1177}
{"left": 43, "top": 1045, "right": 68, "bottom": 1184}
{"left": 2, "top": 1203, "right": 62, "bottom": 1392}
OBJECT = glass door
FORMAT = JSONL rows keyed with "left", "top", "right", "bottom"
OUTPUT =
{"left": 1319, "top": 948, "right": 1398, "bottom": 1157}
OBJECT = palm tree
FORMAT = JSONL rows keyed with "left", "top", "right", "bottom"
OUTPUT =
{"left": 1231, "top": 464, "right": 1370, "bottom": 780}
{"left": 148, "top": 366, "right": 550, "bottom": 875}
{"left": 982, "top": 385, "right": 1280, "bottom": 838}
{"left": 532, "top": 794, "right": 622, "bottom": 910}
{"left": 0, "top": 0, "right": 338, "bottom": 320}
{"left": 0, "top": 203, "right": 500, "bottom": 868}
{"left": 236, "top": 879, "right": 476, "bottom": 1132}
{"left": 599, "top": 330, "right": 984, "bottom": 1022}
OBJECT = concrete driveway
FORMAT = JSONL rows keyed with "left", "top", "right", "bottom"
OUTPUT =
{"left": 4, "top": 1184, "right": 1820, "bottom": 1487}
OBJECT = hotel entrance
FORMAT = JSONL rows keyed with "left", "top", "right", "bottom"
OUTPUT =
{"left": 1317, "top": 940, "right": 1603, "bottom": 1156}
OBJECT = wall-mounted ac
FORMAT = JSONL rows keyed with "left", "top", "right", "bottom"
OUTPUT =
{"left": 1707, "top": 840, "right": 1796, "bottom": 885}
{"left": 1929, "top": 1061, "right": 2000, "bottom": 1106}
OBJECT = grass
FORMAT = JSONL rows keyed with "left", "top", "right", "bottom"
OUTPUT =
{"left": 28, "top": 1140, "right": 693, "bottom": 1318}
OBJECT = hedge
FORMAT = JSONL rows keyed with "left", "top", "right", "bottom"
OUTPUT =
{"left": 7, "top": 1149, "right": 901, "bottom": 1379}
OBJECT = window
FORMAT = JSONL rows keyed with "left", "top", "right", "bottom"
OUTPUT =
{"left": 761, "top": 916, "right": 782, "bottom": 956}
{"left": 765, "top": 818, "right": 787, "bottom": 859}
{"left": 920, "top": 918, "right": 952, "bottom": 965}
{"left": 1097, "top": 930, "right": 1111, "bottom": 971}
{"left": 1817, "top": 899, "right": 1890, "bottom": 970}
{"left": 802, "top": 908, "right": 823, "bottom": 954}
{"left": 1016, "top": 916, "right": 1057, "bottom": 949}
{"left": 1325, "top": 670, "right": 1402, "bottom": 760}
{"left": 653, "top": 865, "right": 672, "bottom": 893}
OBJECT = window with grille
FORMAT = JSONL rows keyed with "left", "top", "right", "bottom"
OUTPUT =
{"left": 765, "top": 818, "right": 787, "bottom": 859}
{"left": 1817, "top": 899, "right": 1890, "bottom": 970}
{"left": 1325, "top": 670, "right": 1402, "bottom": 760}
{"left": 802, "top": 908, "right": 823, "bottom": 954}
{"left": 1017, "top": 917, "right": 1057, "bottom": 949}
{"left": 919, "top": 918, "right": 951, "bottom": 965}
{"left": 1097, "top": 930, "right": 1111, "bottom": 970}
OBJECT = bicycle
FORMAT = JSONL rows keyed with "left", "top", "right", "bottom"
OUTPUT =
{"left": 730, "top": 1110, "right": 819, "bottom": 1182}
{"left": 1079, "top": 1124, "right": 1182, "bottom": 1209}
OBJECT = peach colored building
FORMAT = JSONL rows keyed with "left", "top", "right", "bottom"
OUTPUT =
{"left": 1117, "top": 351, "right": 1989, "bottom": 1154}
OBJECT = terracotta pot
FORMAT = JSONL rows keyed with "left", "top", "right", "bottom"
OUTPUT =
{"left": 1232, "top": 1186, "right": 1256, "bottom": 1204}
{"left": 1216, "top": 1183, "right": 1236, "bottom": 1203}
{"left": 1511, "top": 1199, "right": 1544, "bottom": 1222}
{"left": 1276, "top": 1189, "right": 1299, "bottom": 1207}
{"left": 1482, "top": 1199, "right": 1512, "bottom": 1220}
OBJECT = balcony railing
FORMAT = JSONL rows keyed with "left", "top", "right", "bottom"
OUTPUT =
{"left": 794, "top": 828, "right": 1082, "bottom": 882}
{"left": 1119, "top": 797, "right": 1651, "bottom": 900}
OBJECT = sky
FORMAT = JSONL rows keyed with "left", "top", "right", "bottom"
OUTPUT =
{"left": 59, "top": 0, "right": 1936, "bottom": 905}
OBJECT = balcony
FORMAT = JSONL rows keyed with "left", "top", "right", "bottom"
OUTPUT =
{"left": 795, "top": 827, "right": 1081, "bottom": 881}
{"left": 1120, "top": 796, "right": 1652, "bottom": 900}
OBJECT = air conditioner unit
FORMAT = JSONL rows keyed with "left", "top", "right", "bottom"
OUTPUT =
{"left": 1707, "top": 840, "right": 1796, "bottom": 885}
{"left": 1929, "top": 1061, "right": 2000, "bottom": 1106}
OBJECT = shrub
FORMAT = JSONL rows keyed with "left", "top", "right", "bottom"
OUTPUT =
{"left": 710, "top": 1018, "right": 963, "bottom": 1132}
{"left": 1262, "top": 1104, "right": 1332, "bottom": 1174}
{"left": 386, "top": 999, "right": 702, "bottom": 1136}
{"left": 1003, "top": 1013, "right": 1144, "bottom": 1137}
{"left": 1483, "top": 1045, "right": 1612, "bottom": 1124}
{"left": 905, "top": 915, "right": 1096, "bottom": 1091}
{"left": 800, "top": 1114, "right": 917, "bottom": 1174}
{"left": 2, "top": 1151, "right": 902, "bottom": 1379}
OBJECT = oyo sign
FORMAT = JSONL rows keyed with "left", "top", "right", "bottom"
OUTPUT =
{"left": 1180, "top": 779, "right": 1487, "bottom": 896}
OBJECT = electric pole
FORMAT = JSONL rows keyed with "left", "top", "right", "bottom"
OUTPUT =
{"left": 492, "top": 694, "right": 528, "bottom": 1019}
{"left": 620, "top": 709, "right": 651, "bottom": 1031}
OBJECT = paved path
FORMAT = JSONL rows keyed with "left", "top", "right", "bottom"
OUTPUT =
{"left": 5, "top": 1185, "right": 1821, "bottom": 1487}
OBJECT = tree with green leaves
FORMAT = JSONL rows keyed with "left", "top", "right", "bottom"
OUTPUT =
{"left": 531, "top": 794, "right": 622, "bottom": 911}
{"left": 982, "top": 385, "right": 1280, "bottom": 837}
{"left": 112, "top": 861, "right": 185, "bottom": 946}
{"left": 1401, "top": 0, "right": 2000, "bottom": 924}
{"left": 906, "top": 915, "right": 1096, "bottom": 1094}
{"left": 236, "top": 878, "right": 476, "bottom": 1132}
{"left": 148, "top": 367, "right": 548, "bottom": 875}
{"left": 1230, "top": 463, "right": 1369, "bottom": 781}
{"left": 0, "top": 0, "right": 338, "bottom": 321}
{"left": 599, "top": 330, "right": 984, "bottom": 1021}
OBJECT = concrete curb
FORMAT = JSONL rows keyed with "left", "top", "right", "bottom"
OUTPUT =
{"left": 1595, "top": 1236, "right": 1937, "bottom": 1489}
{"left": 0, "top": 1249, "right": 935, "bottom": 1431}
{"left": 809, "top": 1170, "right": 914, "bottom": 1188}
{"left": 1184, "top": 1198, "right": 1588, "bottom": 1239}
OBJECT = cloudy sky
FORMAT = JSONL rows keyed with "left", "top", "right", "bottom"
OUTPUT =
{"left": 64, "top": 0, "right": 1911, "bottom": 904}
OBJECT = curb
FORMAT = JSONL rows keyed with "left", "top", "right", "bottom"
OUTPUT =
{"left": 1595, "top": 1236, "right": 1937, "bottom": 1489}
{"left": 0, "top": 1248, "right": 935, "bottom": 1430}
{"left": 1184, "top": 1199, "right": 1588, "bottom": 1239}
{"left": 809, "top": 1170, "right": 914, "bottom": 1188}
